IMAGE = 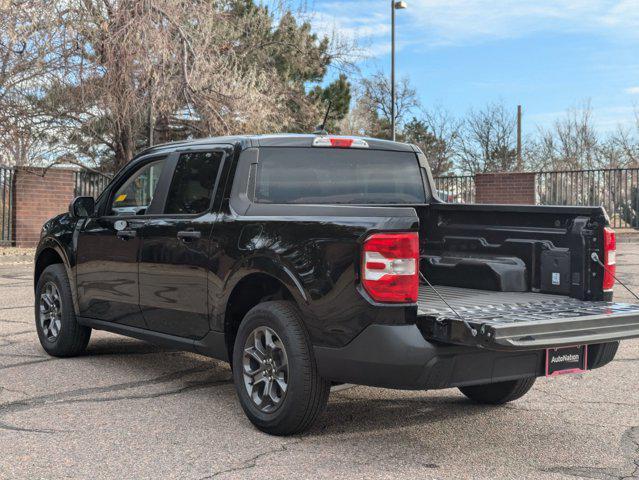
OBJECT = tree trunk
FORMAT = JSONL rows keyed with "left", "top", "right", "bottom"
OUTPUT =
{"left": 113, "top": 126, "right": 134, "bottom": 171}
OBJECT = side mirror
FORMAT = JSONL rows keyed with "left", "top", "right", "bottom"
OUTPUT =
{"left": 69, "top": 196, "right": 95, "bottom": 218}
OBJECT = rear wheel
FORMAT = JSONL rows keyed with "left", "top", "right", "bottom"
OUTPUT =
{"left": 459, "top": 377, "right": 536, "bottom": 405}
{"left": 35, "top": 264, "right": 91, "bottom": 357}
{"left": 232, "top": 301, "right": 330, "bottom": 435}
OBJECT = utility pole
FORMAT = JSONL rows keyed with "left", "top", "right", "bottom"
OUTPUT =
{"left": 516, "top": 105, "right": 522, "bottom": 170}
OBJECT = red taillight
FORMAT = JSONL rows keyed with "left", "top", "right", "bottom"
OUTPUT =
{"left": 330, "top": 138, "right": 353, "bottom": 148}
{"left": 312, "top": 137, "right": 369, "bottom": 149}
{"left": 361, "top": 232, "right": 419, "bottom": 303}
{"left": 603, "top": 227, "right": 616, "bottom": 291}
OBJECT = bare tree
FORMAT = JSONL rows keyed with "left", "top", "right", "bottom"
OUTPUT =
{"left": 421, "top": 106, "right": 460, "bottom": 176}
{"left": 0, "top": 2, "right": 70, "bottom": 165}
{"left": 358, "top": 72, "right": 419, "bottom": 138}
{"left": 606, "top": 107, "right": 639, "bottom": 167}
{"left": 338, "top": 84, "right": 380, "bottom": 136}
{"left": 552, "top": 102, "right": 599, "bottom": 169}
{"left": 525, "top": 101, "right": 606, "bottom": 171}
{"left": 403, "top": 106, "right": 460, "bottom": 176}
{"left": 456, "top": 102, "right": 517, "bottom": 174}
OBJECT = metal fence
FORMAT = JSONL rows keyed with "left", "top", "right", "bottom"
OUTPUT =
{"left": 434, "top": 175, "right": 476, "bottom": 203}
{"left": 74, "top": 170, "right": 111, "bottom": 198}
{"left": 536, "top": 168, "right": 639, "bottom": 229}
{"left": 0, "top": 167, "right": 14, "bottom": 245}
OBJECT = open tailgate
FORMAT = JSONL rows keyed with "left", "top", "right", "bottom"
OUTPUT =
{"left": 417, "top": 286, "right": 639, "bottom": 351}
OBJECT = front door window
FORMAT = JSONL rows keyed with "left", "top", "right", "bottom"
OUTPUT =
{"left": 111, "top": 160, "right": 165, "bottom": 216}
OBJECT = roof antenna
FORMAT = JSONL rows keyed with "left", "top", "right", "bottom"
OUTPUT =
{"left": 314, "top": 100, "right": 332, "bottom": 135}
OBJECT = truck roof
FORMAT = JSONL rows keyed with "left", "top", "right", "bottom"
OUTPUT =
{"left": 136, "top": 133, "right": 417, "bottom": 159}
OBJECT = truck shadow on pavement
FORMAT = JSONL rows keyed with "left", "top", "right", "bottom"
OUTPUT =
{"left": 75, "top": 335, "right": 488, "bottom": 434}
{"left": 316, "top": 393, "right": 486, "bottom": 435}
{"left": 85, "top": 338, "right": 171, "bottom": 356}
{"left": 82, "top": 335, "right": 488, "bottom": 437}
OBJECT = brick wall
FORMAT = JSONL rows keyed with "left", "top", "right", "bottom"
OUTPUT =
{"left": 13, "top": 167, "right": 76, "bottom": 247}
{"left": 475, "top": 172, "right": 536, "bottom": 205}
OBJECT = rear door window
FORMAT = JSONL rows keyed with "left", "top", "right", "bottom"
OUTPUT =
{"left": 255, "top": 148, "right": 426, "bottom": 204}
{"left": 164, "top": 151, "right": 224, "bottom": 214}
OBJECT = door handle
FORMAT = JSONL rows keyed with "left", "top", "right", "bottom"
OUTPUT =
{"left": 177, "top": 230, "right": 202, "bottom": 242}
{"left": 116, "top": 230, "right": 137, "bottom": 240}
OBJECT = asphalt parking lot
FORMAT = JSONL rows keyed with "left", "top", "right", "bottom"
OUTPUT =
{"left": 1, "top": 244, "right": 638, "bottom": 480}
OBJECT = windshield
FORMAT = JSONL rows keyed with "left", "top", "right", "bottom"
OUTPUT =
{"left": 255, "top": 148, "right": 427, "bottom": 204}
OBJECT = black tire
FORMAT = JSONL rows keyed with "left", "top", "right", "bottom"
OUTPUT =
{"left": 459, "top": 377, "right": 536, "bottom": 405}
{"left": 588, "top": 342, "right": 619, "bottom": 369}
{"left": 35, "top": 264, "right": 91, "bottom": 357}
{"left": 232, "top": 301, "right": 330, "bottom": 436}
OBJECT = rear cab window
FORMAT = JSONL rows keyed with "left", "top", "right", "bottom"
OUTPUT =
{"left": 254, "top": 148, "right": 427, "bottom": 205}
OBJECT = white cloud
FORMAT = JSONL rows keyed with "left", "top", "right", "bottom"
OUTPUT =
{"left": 307, "top": 8, "right": 391, "bottom": 58}
{"left": 529, "top": 105, "right": 637, "bottom": 132}
{"left": 313, "top": 0, "right": 639, "bottom": 55}
{"left": 406, "top": 0, "right": 631, "bottom": 44}
{"left": 602, "top": 0, "right": 639, "bottom": 28}
{"left": 626, "top": 86, "right": 639, "bottom": 95}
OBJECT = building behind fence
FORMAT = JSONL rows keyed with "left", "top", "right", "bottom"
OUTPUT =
{"left": 0, "top": 165, "right": 638, "bottom": 247}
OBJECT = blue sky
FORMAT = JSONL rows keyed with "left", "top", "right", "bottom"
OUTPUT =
{"left": 307, "top": 0, "right": 639, "bottom": 134}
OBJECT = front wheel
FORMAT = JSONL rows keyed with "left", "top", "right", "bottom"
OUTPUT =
{"left": 459, "top": 377, "right": 536, "bottom": 405}
{"left": 232, "top": 301, "right": 330, "bottom": 436}
{"left": 35, "top": 264, "right": 91, "bottom": 357}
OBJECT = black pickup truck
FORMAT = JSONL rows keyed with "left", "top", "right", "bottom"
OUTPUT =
{"left": 34, "top": 134, "right": 639, "bottom": 435}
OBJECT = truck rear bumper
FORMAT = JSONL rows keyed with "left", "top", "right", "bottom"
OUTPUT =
{"left": 314, "top": 324, "right": 618, "bottom": 390}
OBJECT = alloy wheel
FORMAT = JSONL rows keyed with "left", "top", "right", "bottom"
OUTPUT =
{"left": 242, "top": 326, "right": 289, "bottom": 413}
{"left": 39, "top": 281, "right": 62, "bottom": 341}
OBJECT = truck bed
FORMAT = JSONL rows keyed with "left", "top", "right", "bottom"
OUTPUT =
{"left": 416, "top": 285, "right": 639, "bottom": 350}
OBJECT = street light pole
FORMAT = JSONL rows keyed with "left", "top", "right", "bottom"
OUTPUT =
{"left": 391, "top": 0, "right": 396, "bottom": 142}
{"left": 391, "top": 1, "right": 407, "bottom": 142}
